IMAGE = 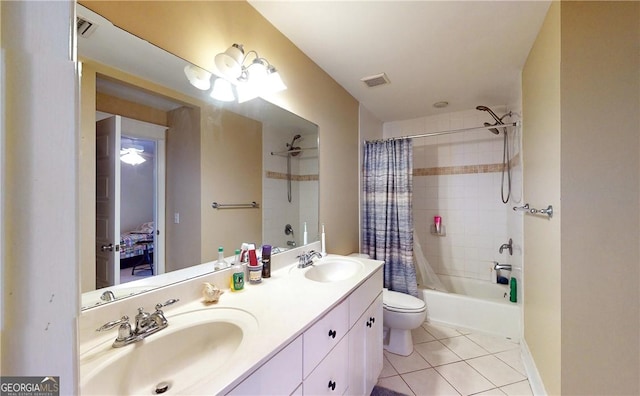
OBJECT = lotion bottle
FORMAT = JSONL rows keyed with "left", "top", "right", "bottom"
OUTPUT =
{"left": 216, "top": 246, "right": 228, "bottom": 270}
{"left": 231, "top": 249, "right": 244, "bottom": 291}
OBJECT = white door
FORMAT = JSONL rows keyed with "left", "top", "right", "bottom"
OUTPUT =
{"left": 95, "top": 116, "right": 121, "bottom": 287}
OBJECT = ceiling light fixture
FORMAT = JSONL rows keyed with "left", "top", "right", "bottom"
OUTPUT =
{"left": 120, "top": 146, "right": 146, "bottom": 166}
{"left": 185, "top": 43, "right": 286, "bottom": 103}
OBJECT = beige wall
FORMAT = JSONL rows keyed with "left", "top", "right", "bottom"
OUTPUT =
{"left": 166, "top": 107, "right": 202, "bottom": 271}
{"left": 200, "top": 108, "right": 262, "bottom": 262}
{"left": 523, "top": 2, "right": 640, "bottom": 394}
{"left": 560, "top": 2, "right": 639, "bottom": 394}
{"left": 522, "top": 2, "right": 562, "bottom": 393}
{"left": 82, "top": 1, "right": 360, "bottom": 255}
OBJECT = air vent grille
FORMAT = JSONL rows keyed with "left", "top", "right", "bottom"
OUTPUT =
{"left": 361, "top": 73, "right": 390, "bottom": 88}
{"left": 77, "top": 16, "right": 98, "bottom": 38}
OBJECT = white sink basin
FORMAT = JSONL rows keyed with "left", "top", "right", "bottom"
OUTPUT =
{"left": 80, "top": 307, "right": 258, "bottom": 395}
{"left": 303, "top": 257, "right": 364, "bottom": 282}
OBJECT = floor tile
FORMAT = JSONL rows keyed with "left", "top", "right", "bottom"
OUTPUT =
{"left": 423, "top": 322, "right": 464, "bottom": 339}
{"left": 466, "top": 355, "right": 527, "bottom": 387}
{"left": 402, "top": 368, "right": 460, "bottom": 396}
{"left": 379, "top": 355, "right": 399, "bottom": 378}
{"left": 412, "top": 325, "right": 437, "bottom": 344}
{"left": 494, "top": 349, "right": 526, "bottom": 376}
{"left": 414, "top": 340, "right": 462, "bottom": 366}
{"left": 499, "top": 380, "right": 533, "bottom": 396}
{"left": 440, "top": 336, "right": 490, "bottom": 360}
{"left": 384, "top": 350, "right": 431, "bottom": 374}
{"left": 435, "top": 362, "right": 494, "bottom": 396}
{"left": 376, "top": 375, "right": 415, "bottom": 396}
{"left": 473, "top": 388, "right": 506, "bottom": 395}
{"left": 466, "top": 332, "right": 519, "bottom": 354}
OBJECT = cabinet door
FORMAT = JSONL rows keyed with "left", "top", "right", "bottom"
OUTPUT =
{"left": 303, "top": 299, "right": 348, "bottom": 378}
{"left": 348, "top": 292, "right": 383, "bottom": 396}
{"left": 365, "top": 293, "right": 383, "bottom": 394}
{"left": 348, "top": 308, "right": 367, "bottom": 395}
{"left": 227, "top": 335, "right": 303, "bottom": 395}
{"left": 303, "top": 334, "right": 349, "bottom": 395}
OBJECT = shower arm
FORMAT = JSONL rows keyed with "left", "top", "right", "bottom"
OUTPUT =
{"left": 270, "top": 146, "right": 318, "bottom": 156}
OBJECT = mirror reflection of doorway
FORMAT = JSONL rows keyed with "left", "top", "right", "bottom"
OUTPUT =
{"left": 95, "top": 113, "right": 166, "bottom": 288}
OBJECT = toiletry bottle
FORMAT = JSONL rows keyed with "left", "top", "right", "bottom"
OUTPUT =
{"left": 261, "top": 244, "right": 272, "bottom": 278}
{"left": 216, "top": 246, "right": 228, "bottom": 270}
{"left": 510, "top": 277, "right": 517, "bottom": 303}
{"left": 321, "top": 224, "right": 326, "bottom": 256}
{"left": 303, "top": 222, "right": 308, "bottom": 245}
{"left": 231, "top": 249, "right": 244, "bottom": 291}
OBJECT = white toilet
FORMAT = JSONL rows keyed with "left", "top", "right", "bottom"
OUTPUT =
{"left": 382, "top": 288, "right": 427, "bottom": 356}
{"left": 349, "top": 253, "right": 427, "bottom": 356}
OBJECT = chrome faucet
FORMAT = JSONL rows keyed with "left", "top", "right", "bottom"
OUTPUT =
{"left": 499, "top": 238, "right": 513, "bottom": 256}
{"left": 96, "top": 298, "right": 179, "bottom": 348}
{"left": 297, "top": 250, "right": 323, "bottom": 268}
{"left": 493, "top": 262, "right": 512, "bottom": 271}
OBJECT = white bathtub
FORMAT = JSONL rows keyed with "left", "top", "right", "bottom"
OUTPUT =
{"left": 422, "top": 275, "right": 521, "bottom": 339}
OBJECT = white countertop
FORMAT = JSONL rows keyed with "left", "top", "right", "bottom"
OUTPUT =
{"left": 79, "top": 250, "right": 383, "bottom": 395}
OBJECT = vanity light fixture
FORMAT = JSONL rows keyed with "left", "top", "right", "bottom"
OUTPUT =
{"left": 210, "top": 77, "right": 236, "bottom": 102}
{"left": 120, "top": 146, "right": 146, "bottom": 166}
{"left": 183, "top": 64, "right": 212, "bottom": 91}
{"left": 186, "top": 43, "right": 286, "bottom": 103}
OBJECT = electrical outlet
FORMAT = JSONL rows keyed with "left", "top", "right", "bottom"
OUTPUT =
{"left": 174, "top": 213, "right": 180, "bottom": 224}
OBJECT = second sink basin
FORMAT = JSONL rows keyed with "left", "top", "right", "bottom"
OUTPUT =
{"left": 304, "top": 257, "right": 364, "bottom": 282}
{"left": 80, "top": 307, "right": 258, "bottom": 395}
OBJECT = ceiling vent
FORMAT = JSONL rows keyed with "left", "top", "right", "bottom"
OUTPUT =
{"left": 361, "top": 73, "right": 390, "bottom": 88}
{"left": 77, "top": 16, "right": 98, "bottom": 38}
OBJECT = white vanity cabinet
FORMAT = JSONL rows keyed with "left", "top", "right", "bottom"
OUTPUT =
{"left": 226, "top": 335, "right": 303, "bottom": 395}
{"left": 303, "top": 268, "right": 383, "bottom": 396}
{"left": 348, "top": 270, "right": 384, "bottom": 396}
{"left": 226, "top": 266, "right": 383, "bottom": 396}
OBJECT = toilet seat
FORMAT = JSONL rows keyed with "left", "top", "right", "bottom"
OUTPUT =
{"left": 383, "top": 288, "right": 426, "bottom": 313}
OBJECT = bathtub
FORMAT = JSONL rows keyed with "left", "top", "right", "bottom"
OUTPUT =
{"left": 422, "top": 275, "right": 521, "bottom": 339}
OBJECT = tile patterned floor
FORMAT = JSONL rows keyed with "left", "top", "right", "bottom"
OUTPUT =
{"left": 377, "top": 322, "right": 532, "bottom": 396}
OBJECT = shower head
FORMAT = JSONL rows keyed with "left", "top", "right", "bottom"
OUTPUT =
{"left": 484, "top": 122, "right": 500, "bottom": 135}
{"left": 476, "top": 105, "right": 504, "bottom": 125}
{"left": 287, "top": 134, "right": 302, "bottom": 148}
{"left": 287, "top": 134, "right": 302, "bottom": 156}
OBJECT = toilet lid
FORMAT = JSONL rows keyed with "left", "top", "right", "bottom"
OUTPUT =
{"left": 383, "top": 289, "right": 426, "bottom": 313}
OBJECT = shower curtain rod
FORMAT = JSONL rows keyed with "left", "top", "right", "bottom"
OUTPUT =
{"left": 366, "top": 121, "right": 520, "bottom": 142}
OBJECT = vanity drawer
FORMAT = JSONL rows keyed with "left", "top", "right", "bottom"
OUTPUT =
{"left": 303, "top": 334, "right": 349, "bottom": 395}
{"left": 348, "top": 267, "right": 383, "bottom": 328}
{"left": 302, "top": 298, "right": 348, "bottom": 378}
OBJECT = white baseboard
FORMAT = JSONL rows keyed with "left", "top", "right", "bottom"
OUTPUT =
{"left": 521, "top": 339, "right": 547, "bottom": 395}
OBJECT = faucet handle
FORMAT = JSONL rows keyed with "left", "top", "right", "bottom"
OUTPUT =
{"left": 154, "top": 298, "right": 180, "bottom": 311}
{"left": 96, "top": 315, "right": 130, "bottom": 332}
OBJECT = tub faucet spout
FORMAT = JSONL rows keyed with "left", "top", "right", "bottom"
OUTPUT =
{"left": 493, "top": 262, "right": 512, "bottom": 271}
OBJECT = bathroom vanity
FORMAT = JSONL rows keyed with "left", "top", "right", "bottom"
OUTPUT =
{"left": 79, "top": 248, "right": 383, "bottom": 395}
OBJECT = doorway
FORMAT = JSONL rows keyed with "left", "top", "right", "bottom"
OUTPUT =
{"left": 95, "top": 114, "right": 166, "bottom": 288}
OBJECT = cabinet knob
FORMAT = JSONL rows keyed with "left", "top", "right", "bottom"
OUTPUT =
{"left": 328, "top": 329, "right": 336, "bottom": 339}
{"left": 328, "top": 380, "right": 336, "bottom": 391}
{"left": 366, "top": 320, "right": 372, "bottom": 328}
{"left": 370, "top": 316, "right": 375, "bottom": 323}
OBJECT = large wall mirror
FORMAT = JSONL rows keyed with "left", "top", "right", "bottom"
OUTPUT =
{"left": 79, "top": 5, "right": 319, "bottom": 310}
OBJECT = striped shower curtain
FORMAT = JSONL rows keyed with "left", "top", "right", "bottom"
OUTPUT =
{"left": 362, "top": 138, "right": 418, "bottom": 297}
